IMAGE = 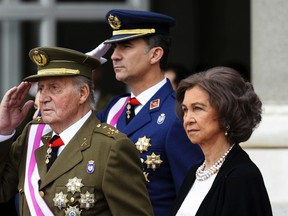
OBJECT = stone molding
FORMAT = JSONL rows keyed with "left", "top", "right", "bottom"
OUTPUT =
{"left": 243, "top": 104, "right": 288, "bottom": 148}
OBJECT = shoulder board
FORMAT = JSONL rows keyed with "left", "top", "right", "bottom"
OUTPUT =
{"left": 95, "top": 123, "right": 120, "bottom": 137}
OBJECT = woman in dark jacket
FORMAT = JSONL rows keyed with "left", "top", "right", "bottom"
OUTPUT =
{"left": 170, "top": 66, "right": 272, "bottom": 216}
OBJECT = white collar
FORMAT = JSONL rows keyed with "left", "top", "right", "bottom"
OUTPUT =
{"left": 131, "top": 78, "right": 167, "bottom": 106}
{"left": 54, "top": 110, "right": 92, "bottom": 146}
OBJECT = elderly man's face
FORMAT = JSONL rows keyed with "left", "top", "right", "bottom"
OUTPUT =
{"left": 38, "top": 77, "right": 84, "bottom": 133}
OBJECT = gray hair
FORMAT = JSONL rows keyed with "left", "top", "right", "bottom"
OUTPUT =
{"left": 73, "top": 76, "right": 96, "bottom": 110}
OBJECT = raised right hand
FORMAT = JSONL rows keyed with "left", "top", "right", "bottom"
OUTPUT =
{"left": 0, "top": 82, "right": 34, "bottom": 135}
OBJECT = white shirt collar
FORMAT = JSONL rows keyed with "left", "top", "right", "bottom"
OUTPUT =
{"left": 131, "top": 77, "right": 167, "bottom": 107}
{"left": 54, "top": 110, "right": 92, "bottom": 147}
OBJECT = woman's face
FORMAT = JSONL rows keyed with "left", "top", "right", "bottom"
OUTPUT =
{"left": 182, "top": 86, "right": 223, "bottom": 145}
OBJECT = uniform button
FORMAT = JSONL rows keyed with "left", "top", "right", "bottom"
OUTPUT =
{"left": 39, "top": 191, "right": 44, "bottom": 197}
{"left": 19, "top": 188, "right": 23, "bottom": 193}
{"left": 70, "top": 197, "right": 75, "bottom": 203}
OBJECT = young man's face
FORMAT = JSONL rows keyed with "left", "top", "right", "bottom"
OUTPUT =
{"left": 111, "top": 38, "right": 153, "bottom": 84}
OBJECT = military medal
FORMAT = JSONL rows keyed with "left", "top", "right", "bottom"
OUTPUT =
{"left": 66, "top": 177, "right": 84, "bottom": 195}
{"left": 126, "top": 103, "right": 132, "bottom": 119}
{"left": 157, "top": 113, "right": 166, "bottom": 125}
{"left": 86, "top": 160, "right": 95, "bottom": 174}
{"left": 45, "top": 146, "right": 52, "bottom": 164}
{"left": 145, "top": 152, "right": 163, "bottom": 171}
{"left": 126, "top": 97, "right": 141, "bottom": 120}
{"left": 79, "top": 191, "right": 95, "bottom": 209}
{"left": 53, "top": 192, "right": 68, "bottom": 209}
{"left": 65, "top": 206, "right": 82, "bottom": 216}
{"left": 135, "top": 136, "right": 152, "bottom": 153}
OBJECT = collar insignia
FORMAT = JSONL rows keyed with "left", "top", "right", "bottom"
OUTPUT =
{"left": 150, "top": 99, "right": 160, "bottom": 110}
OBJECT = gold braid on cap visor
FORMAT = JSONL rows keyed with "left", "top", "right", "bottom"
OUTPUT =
{"left": 37, "top": 68, "right": 80, "bottom": 75}
{"left": 112, "top": 28, "right": 156, "bottom": 36}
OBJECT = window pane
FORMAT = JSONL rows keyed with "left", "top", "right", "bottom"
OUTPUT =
{"left": 57, "top": 0, "right": 125, "bottom": 2}
{"left": 21, "top": 21, "right": 40, "bottom": 78}
{"left": 21, "top": 0, "right": 38, "bottom": 2}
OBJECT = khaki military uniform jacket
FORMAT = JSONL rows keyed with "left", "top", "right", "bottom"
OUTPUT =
{"left": 0, "top": 113, "right": 153, "bottom": 216}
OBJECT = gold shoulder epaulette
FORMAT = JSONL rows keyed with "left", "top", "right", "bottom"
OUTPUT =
{"left": 95, "top": 123, "right": 120, "bottom": 136}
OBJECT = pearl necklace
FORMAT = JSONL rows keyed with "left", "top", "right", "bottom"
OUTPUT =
{"left": 196, "top": 144, "right": 235, "bottom": 181}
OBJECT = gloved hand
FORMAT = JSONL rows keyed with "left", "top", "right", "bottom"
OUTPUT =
{"left": 86, "top": 42, "right": 111, "bottom": 64}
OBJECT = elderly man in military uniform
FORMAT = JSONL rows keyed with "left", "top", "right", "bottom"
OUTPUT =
{"left": 0, "top": 46, "right": 153, "bottom": 215}
{"left": 97, "top": 9, "right": 204, "bottom": 216}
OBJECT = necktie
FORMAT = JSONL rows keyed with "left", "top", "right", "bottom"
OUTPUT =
{"left": 46, "top": 135, "right": 64, "bottom": 170}
{"left": 126, "top": 97, "right": 141, "bottom": 124}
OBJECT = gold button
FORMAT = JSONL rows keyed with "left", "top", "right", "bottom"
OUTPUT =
{"left": 39, "top": 191, "right": 44, "bottom": 197}
{"left": 70, "top": 197, "right": 75, "bottom": 203}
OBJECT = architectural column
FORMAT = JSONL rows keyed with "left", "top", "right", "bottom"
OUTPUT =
{"left": 0, "top": 21, "right": 21, "bottom": 98}
{"left": 245, "top": 0, "right": 288, "bottom": 215}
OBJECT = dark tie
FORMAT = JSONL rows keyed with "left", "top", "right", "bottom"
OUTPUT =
{"left": 126, "top": 97, "right": 141, "bottom": 124}
{"left": 46, "top": 135, "right": 64, "bottom": 170}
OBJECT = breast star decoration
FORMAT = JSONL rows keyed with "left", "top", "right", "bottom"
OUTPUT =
{"left": 53, "top": 192, "right": 68, "bottom": 210}
{"left": 79, "top": 191, "right": 95, "bottom": 209}
{"left": 144, "top": 152, "right": 163, "bottom": 171}
{"left": 135, "top": 136, "right": 152, "bottom": 153}
{"left": 66, "top": 177, "right": 84, "bottom": 195}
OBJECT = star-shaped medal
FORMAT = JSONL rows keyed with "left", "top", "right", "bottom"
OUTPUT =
{"left": 79, "top": 191, "right": 95, "bottom": 209}
{"left": 66, "top": 177, "right": 84, "bottom": 195}
{"left": 65, "top": 206, "right": 82, "bottom": 216}
{"left": 145, "top": 152, "right": 163, "bottom": 171}
{"left": 135, "top": 136, "right": 152, "bottom": 153}
{"left": 53, "top": 192, "right": 68, "bottom": 210}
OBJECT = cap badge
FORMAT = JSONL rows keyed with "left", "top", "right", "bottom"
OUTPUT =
{"left": 145, "top": 152, "right": 163, "bottom": 171}
{"left": 135, "top": 136, "right": 152, "bottom": 153}
{"left": 108, "top": 14, "right": 121, "bottom": 30}
{"left": 32, "top": 50, "right": 48, "bottom": 66}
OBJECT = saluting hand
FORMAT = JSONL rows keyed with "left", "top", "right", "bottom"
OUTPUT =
{"left": 0, "top": 82, "right": 34, "bottom": 135}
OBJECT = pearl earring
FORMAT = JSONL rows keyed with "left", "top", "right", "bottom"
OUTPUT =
{"left": 225, "top": 125, "right": 230, "bottom": 136}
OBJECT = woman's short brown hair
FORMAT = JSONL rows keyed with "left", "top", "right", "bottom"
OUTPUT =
{"left": 176, "top": 66, "right": 262, "bottom": 144}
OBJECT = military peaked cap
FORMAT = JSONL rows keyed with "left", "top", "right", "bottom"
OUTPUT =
{"left": 104, "top": 9, "right": 176, "bottom": 43}
{"left": 24, "top": 46, "right": 100, "bottom": 82}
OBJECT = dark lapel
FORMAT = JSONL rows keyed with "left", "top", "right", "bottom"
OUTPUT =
{"left": 119, "top": 81, "right": 174, "bottom": 137}
{"left": 35, "top": 113, "right": 98, "bottom": 189}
